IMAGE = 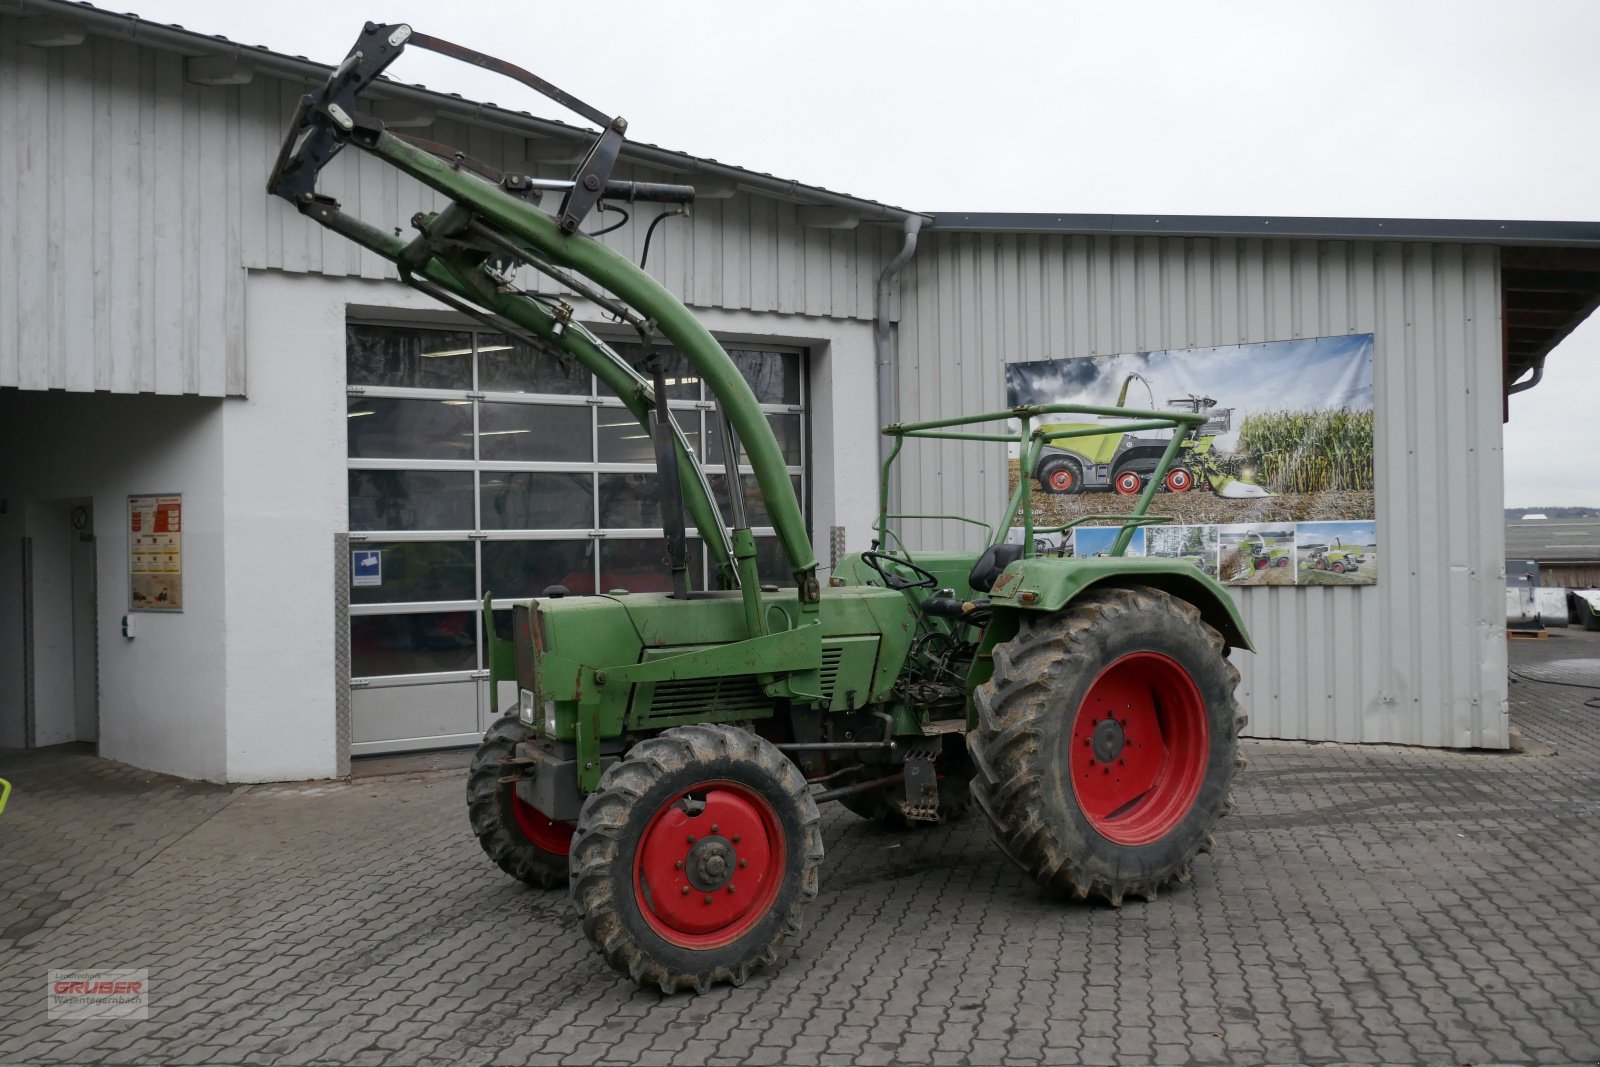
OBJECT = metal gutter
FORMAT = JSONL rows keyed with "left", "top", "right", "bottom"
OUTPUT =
{"left": 7, "top": 0, "right": 927, "bottom": 225}
{"left": 875, "top": 217, "right": 923, "bottom": 466}
{"left": 927, "top": 212, "right": 1600, "bottom": 247}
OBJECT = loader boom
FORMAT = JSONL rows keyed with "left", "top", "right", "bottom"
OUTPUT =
{"left": 267, "top": 21, "right": 819, "bottom": 633}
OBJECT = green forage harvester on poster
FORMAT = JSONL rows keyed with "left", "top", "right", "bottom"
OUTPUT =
{"left": 1006, "top": 335, "right": 1377, "bottom": 587}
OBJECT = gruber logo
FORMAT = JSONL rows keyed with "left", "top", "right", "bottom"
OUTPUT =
{"left": 48, "top": 969, "right": 149, "bottom": 1020}
{"left": 53, "top": 980, "right": 144, "bottom": 995}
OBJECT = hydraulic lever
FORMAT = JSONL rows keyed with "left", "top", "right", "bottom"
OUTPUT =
{"left": 648, "top": 358, "right": 691, "bottom": 600}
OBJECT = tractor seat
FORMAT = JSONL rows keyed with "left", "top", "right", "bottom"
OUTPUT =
{"left": 968, "top": 542, "right": 1024, "bottom": 592}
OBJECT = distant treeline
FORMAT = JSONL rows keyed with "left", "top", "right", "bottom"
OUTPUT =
{"left": 1235, "top": 408, "right": 1375, "bottom": 494}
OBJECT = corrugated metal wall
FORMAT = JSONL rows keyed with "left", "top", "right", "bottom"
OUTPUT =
{"left": 894, "top": 234, "right": 1510, "bottom": 748}
{"left": 0, "top": 19, "right": 243, "bottom": 395}
{"left": 0, "top": 19, "right": 893, "bottom": 397}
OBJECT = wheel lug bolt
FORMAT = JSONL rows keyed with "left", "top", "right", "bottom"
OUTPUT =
{"left": 675, "top": 860, "right": 684, "bottom": 869}
{"left": 686, "top": 835, "right": 695, "bottom": 844}
{"left": 727, "top": 885, "right": 736, "bottom": 894}
{"left": 732, "top": 835, "right": 741, "bottom": 843}
{"left": 681, "top": 886, "right": 690, "bottom": 896}
{"left": 738, "top": 858, "right": 747, "bottom": 868}
{"left": 711, "top": 824, "right": 720, "bottom": 833}
{"left": 703, "top": 896, "right": 712, "bottom": 905}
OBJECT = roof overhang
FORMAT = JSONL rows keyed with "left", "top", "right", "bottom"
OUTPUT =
{"left": 931, "top": 213, "right": 1600, "bottom": 410}
{"left": 3, "top": 0, "right": 925, "bottom": 227}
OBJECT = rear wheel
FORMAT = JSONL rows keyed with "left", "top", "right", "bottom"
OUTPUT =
{"left": 468, "top": 716, "right": 575, "bottom": 890}
{"left": 968, "top": 587, "right": 1245, "bottom": 904}
{"left": 571, "top": 724, "right": 822, "bottom": 994}
{"left": 1163, "top": 467, "right": 1194, "bottom": 493}
{"left": 1332, "top": 562, "right": 1344, "bottom": 574}
{"left": 1038, "top": 457, "right": 1083, "bottom": 495}
{"left": 1113, "top": 470, "right": 1144, "bottom": 495}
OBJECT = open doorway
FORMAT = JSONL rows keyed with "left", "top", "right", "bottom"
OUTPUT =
{"left": 11, "top": 498, "right": 99, "bottom": 748}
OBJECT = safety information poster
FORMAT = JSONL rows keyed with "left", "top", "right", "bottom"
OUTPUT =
{"left": 129, "top": 494, "right": 183, "bottom": 611}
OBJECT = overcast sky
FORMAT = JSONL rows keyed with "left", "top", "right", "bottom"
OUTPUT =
{"left": 124, "top": 0, "right": 1599, "bottom": 506}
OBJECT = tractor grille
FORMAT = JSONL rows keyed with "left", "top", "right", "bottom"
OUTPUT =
{"left": 638, "top": 643, "right": 849, "bottom": 721}
{"left": 819, "top": 645, "right": 844, "bottom": 706}
{"left": 646, "top": 675, "right": 770, "bottom": 718}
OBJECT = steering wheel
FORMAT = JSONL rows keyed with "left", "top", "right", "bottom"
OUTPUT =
{"left": 859, "top": 551, "right": 940, "bottom": 590}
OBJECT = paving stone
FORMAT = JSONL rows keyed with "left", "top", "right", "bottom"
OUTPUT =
{"left": 1, "top": 633, "right": 1598, "bottom": 1064}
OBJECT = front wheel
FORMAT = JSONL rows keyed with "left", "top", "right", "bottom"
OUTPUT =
{"left": 968, "top": 588, "right": 1245, "bottom": 904}
{"left": 468, "top": 717, "right": 575, "bottom": 890}
{"left": 1112, "top": 470, "right": 1144, "bottom": 495}
{"left": 571, "top": 724, "right": 823, "bottom": 994}
{"left": 1037, "top": 457, "right": 1083, "bottom": 495}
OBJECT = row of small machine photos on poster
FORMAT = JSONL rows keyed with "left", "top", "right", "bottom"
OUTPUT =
{"left": 1006, "top": 520, "right": 1378, "bottom": 587}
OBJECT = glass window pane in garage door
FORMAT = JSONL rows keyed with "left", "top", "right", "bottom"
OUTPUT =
{"left": 344, "top": 323, "right": 808, "bottom": 755}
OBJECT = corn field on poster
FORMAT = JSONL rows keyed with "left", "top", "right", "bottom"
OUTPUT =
{"left": 1005, "top": 334, "right": 1376, "bottom": 587}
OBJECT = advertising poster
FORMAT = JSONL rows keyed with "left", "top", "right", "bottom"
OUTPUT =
{"left": 128, "top": 494, "right": 183, "bottom": 611}
{"left": 1005, "top": 334, "right": 1376, "bottom": 586}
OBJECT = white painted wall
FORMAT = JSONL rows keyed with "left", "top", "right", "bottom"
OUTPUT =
{"left": 223, "top": 271, "right": 351, "bottom": 781}
{"left": 0, "top": 389, "right": 228, "bottom": 778}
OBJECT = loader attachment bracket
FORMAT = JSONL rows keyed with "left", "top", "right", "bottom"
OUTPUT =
{"left": 268, "top": 21, "right": 633, "bottom": 238}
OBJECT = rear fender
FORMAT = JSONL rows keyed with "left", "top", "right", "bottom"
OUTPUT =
{"left": 985, "top": 557, "right": 1252, "bottom": 652}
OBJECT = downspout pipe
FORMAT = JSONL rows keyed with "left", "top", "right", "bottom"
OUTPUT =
{"left": 876, "top": 217, "right": 923, "bottom": 468}
{"left": 1507, "top": 356, "right": 1545, "bottom": 395}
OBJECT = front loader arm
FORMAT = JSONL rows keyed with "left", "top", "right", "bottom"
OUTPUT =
{"left": 268, "top": 22, "right": 820, "bottom": 621}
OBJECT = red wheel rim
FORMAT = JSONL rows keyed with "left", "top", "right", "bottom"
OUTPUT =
{"left": 1047, "top": 467, "right": 1076, "bottom": 492}
{"left": 1114, "top": 472, "right": 1143, "bottom": 495}
{"left": 1068, "top": 651, "right": 1209, "bottom": 846}
{"left": 1163, "top": 468, "right": 1193, "bottom": 493}
{"left": 1315, "top": 559, "right": 1325, "bottom": 570}
{"left": 1254, "top": 557, "right": 1268, "bottom": 570}
{"left": 511, "top": 794, "right": 575, "bottom": 856}
{"left": 1332, "top": 562, "right": 1343, "bottom": 573}
{"left": 633, "top": 781, "right": 784, "bottom": 949}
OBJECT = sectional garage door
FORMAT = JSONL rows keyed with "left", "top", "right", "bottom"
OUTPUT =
{"left": 345, "top": 321, "right": 808, "bottom": 754}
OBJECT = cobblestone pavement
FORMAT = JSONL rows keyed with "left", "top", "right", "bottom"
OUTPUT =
{"left": 2, "top": 635, "right": 1598, "bottom": 1066}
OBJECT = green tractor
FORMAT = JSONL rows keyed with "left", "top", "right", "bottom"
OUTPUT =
{"left": 1033, "top": 376, "right": 1269, "bottom": 500}
{"left": 1306, "top": 536, "right": 1366, "bottom": 575}
{"left": 1240, "top": 532, "right": 1292, "bottom": 571}
{"left": 271, "top": 23, "right": 1251, "bottom": 994}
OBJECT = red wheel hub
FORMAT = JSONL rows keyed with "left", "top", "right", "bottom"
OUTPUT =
{"left": 634, "top": 781, "right": 784, "bottom": 949}
{"left": 1163, "top": 468, "right": 1193, "bottom": 493}
{"left": 1068, "top": 651, "right": 1209, "bottom": 846}
{"left": 511, "top": 794, "right": 575, "bottom": 855}
{"left": 1114, "top": 471, "right": 1143, "bottom": 495}
{"left": 1047, "top": 467, "right": 1076, "bottom": 492}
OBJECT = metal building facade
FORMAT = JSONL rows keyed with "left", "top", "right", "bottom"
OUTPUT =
{"left": 893, "top": 233, "right": 1508, "bottom": 748}
{"left": 0, "top": 9, "right": 899, "bottom": 399}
